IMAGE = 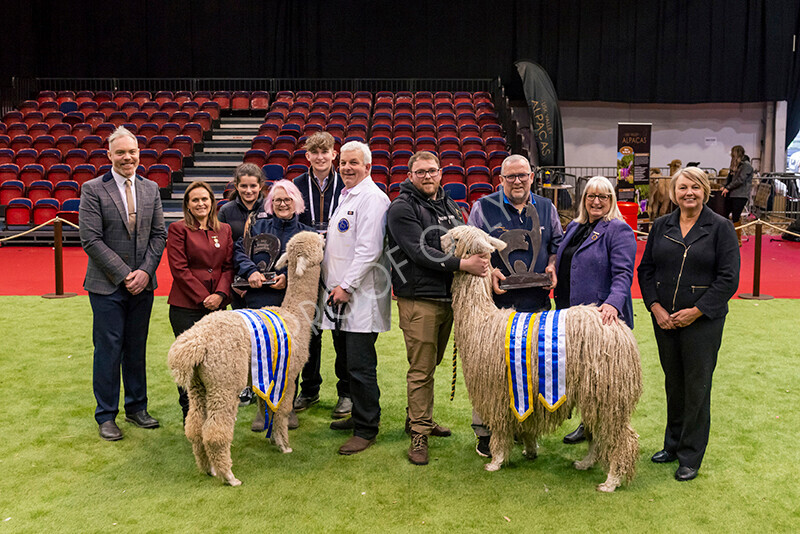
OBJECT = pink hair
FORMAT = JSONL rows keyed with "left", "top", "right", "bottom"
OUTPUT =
{"left": 264, "top": 179, "right": 305, "bottom": 216}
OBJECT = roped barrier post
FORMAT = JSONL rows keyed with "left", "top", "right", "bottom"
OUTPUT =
{"left": 739, "top": 221, "right": 773, "bottom": 301}
{"left": 43, "top": 219, "right": 77, "bottom": 299}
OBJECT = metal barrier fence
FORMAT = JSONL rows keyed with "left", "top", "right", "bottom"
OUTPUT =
{"left": 755, "top": 174, "right": 800, "bottom": 220}
{"left": 534, "top": 166, "right": 800, "bottom": 223}
{"left": 5, "top": 77, "right": 500, "bottom": 104}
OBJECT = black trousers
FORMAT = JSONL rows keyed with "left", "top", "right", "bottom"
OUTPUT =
{"left": 89, "top": 287, "right": 154, "bottom": 424}
{"left": 724, "top": 196, "right": 748, "bottom": 223}
{"left": 652, "top": 314, "right": 726, "bottom": 469}
{"left": 331, "top": 330, "right": 380, "bottom": 440}
{"left": 297, "top": 329, "right": 350, "bottom": 399}
{"left": 169, "top": 305, "right": 214, "bottom": 420}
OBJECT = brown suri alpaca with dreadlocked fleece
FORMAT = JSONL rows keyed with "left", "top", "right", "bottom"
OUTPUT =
{"left": 442, "top": 225, "right": 642, "bottom": 492}
{"left": 168, "top": 231, "right": 324, "bottom": 486}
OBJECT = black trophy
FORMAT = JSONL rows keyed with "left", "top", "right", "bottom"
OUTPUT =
{"left": 231, "top": 233, "right": 281, "bottom": 290}
{"left": 497, "top": 203, "right": 552, "bottom": 289}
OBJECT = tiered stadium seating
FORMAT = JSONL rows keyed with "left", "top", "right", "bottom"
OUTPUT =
{"left": 0, "top": 90, "right": 221, "bottom": 203}
{"left": 244, "top": 90, "right": 506, "bottom": 209}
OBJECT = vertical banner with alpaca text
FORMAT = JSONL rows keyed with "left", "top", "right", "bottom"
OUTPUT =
{"left": 617, "top": 123, "right": 651, "bottom": 201}
{"left": 515, "top": 60, "right": 565, "bottom": 168}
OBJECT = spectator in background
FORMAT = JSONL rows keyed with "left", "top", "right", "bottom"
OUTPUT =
{"left": 554, "top": 176, "right": 637, "bottom": 444}
{"left": 79, "top": 126, "right": 167, "bottom": 441}
{"left": 167, "top": 181, "right": 234, "bottom": 423}
{"left": 721, "top": 145, "right": 753, "bottom": 246}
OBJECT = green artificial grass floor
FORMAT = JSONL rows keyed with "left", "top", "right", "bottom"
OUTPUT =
{"left": 0, "top": 297, "right": 798, "bottom": 533}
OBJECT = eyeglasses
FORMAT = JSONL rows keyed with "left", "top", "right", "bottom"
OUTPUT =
{"left": 586, "top": 194, "right": 611, "bottom": 202}
{"left": 273, "top": 198, "right": 294, "bottom": 205}
{"left": 412, "top": 169, "right": 441, "bottom": 178}
{"left": 502, "top": 173, "right": 530, "bottom": 183}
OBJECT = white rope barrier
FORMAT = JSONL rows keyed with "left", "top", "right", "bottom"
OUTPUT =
{"left": 0, "top": 217, "right": 80, "bottom": 243}
{"left": 632, "top": 218, "right": 799, "bottom": 239}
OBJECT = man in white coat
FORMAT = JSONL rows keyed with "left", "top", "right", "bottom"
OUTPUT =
{"left": 321, "top": 140, "right": 391, "bottom": 455}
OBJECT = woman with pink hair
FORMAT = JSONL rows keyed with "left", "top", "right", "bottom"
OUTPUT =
{"left": 233, "top": 179, "right": 312, "bottom": 309}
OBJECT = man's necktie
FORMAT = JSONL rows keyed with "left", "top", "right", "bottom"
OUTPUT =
{"left": 124, "top": 178, "right": 136, "bottom": 231}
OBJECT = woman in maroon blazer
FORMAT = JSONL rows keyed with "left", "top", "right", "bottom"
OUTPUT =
{"left": 167, "top": 180, "right": 234, "bottom": 422}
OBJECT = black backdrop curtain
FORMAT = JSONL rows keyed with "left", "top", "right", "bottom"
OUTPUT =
{"left": 786, "top": 8, "right": 800, "bottom": 149}
{"left": 3, "top": 0, "right": 798, "bottom": 133}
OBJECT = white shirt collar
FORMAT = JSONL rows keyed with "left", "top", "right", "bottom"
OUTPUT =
{"left": 111, "top": 168, "right": 135, "bottom": 185}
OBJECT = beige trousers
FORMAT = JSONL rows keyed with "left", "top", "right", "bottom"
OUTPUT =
{"left": 397, "top": 297, "right": 453, "bottom": 436}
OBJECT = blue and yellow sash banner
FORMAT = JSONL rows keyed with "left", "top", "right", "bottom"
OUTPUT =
{"left": 537, "top": 310, "right": 567, "bottom": 412}
{"left": 234, "top": 309, "right": 292, "bottom": 437}
{"left": 505, "top": 312, "right": 539, "bottom": 421}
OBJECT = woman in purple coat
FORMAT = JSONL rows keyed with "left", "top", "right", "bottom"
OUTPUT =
{"left": 554, "top": 175, "right": 637, "bottom": 443}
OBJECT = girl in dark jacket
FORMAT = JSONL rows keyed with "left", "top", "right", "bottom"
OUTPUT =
{"left": 721, "top": 145, "right": 753, "bottom": 246}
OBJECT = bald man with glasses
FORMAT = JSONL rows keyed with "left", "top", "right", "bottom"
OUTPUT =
{"left": 466, "top": 154, "right": 563, "bottom": 457}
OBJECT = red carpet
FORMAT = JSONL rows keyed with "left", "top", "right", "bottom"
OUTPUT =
{"left": 1, "top": 238, "right": 799, "bottom": 298}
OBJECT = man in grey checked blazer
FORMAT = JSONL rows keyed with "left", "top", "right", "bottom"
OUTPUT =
{"left": 79, "top": 126, "right": 167, "bottom": 441}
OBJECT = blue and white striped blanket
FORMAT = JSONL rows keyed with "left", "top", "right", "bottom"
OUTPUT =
{"left": 234, "top": 309, "right": 292, "bottom": 413}
{"left": 505, "top": 310, "right": 567, "bottom": 421}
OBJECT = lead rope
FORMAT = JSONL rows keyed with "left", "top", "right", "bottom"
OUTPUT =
{"left": 450, "top": 343, "right": 458, "bottom": 401}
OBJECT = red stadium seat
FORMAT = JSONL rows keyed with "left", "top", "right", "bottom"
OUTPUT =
{"left": 0, "top": 178, "right": 24, "bottom": 205}
{"left": 138, "top": 148, "right": 158, "bottom": 168}
{"left": 88, "top": 149, "right": 110, "bottom": 169}
{"left": 27, "top": 180, "right": 54, "bottom": 203}
{"left": 146, "top": 164, "right": 172, "bottom": 189}
{"left": 14, "top": 148, "right": 38, "bottom": 167}
{"left": 468, "top": 182, "right": 493, "bottom": 205}
{"left": 251, "top": 91, "right": 270, "bottom": 111}
{"left": 65, "top": 148, "right": 88, "bottom": 168}
{"left": 37, "top": 148, "right": 63, "bottom": 170}
{"left": 171, "top": 135, "right": 193, "bottom": 157}
{"left": 212, "top": 91, "right": 230, "bottom": 110}
{"left": 243, "top": 149, "right": 268, "bottom": 167}
{"left": 33, "top": 198, "right": 60, "bottom": 225}
{"left": 232, "top": 91, "right": 250, "bottom": 110}
{"left": 47, "top": 164, "right": 72, "bottom": 184}
{"left": 71, "top": 164, "right": 97, "bottom": 186}
{"left": 441, "top": 165, "right": 466, "bottom": 185}
{"left": 19, "top": 163, "right": 45, "bottom": 187}
{"left": 53, "top": 180, "right": 80, "bottom": 203}
{"left": 147, "top": 135, "right": 170, "bottom": 154}
{"left": 158, "top": 149, "right": 183, "bottom": 172}
{"left": 466, "top": 165, "right": 491, "bottom": 187}
{"left": 390, "top": 165, "right": 409, "bottom": 184}
{"left": 5, "top": 197, "right": 33, "bottom": 227}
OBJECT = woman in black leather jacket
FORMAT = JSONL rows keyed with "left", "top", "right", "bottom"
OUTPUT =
{"left": 638, "top": 167, "right": 740, "bottom": 482}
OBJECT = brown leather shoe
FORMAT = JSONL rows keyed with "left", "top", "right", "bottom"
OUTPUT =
{"left": 338, "top": 436, "right": 376, "bottom": 455}
{"left": 330, "top": 417, "right": 354, "bottom": 431}
{"left": 99, "top": 420, "right": 123, "bottom": 441}
{"left": 408, "top": 432, "right": 429, "bottom": 465}
{"left": 404, "top": 417, "right": 451, "bottom": 437}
